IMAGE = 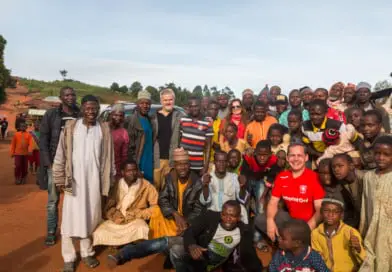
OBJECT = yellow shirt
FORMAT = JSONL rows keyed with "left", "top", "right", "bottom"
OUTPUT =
{"left": 311, "top": 222, "right": 366, "bottom": 272}
{"left": 177, "top": 180, "right": 188, "bottom": 215}
{"left": 220, "top": 138, "right": 249, "bottom": 154}
{"left": 209, "top": 118, "right": 221, "bottom": 162}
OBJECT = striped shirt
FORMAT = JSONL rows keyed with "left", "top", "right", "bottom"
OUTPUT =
{"left": 180, "top": 117, "right": 214, "bottom": 170}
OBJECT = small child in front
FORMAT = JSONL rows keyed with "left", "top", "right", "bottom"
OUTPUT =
{"left": 311, "top": 197, "right": 365, "bottom": 271}
{"left": 269, "top": 219, "right": 329, "bottom": 272}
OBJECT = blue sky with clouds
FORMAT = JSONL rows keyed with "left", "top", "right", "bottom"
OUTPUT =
{"left": 1, "top": 0, "right": 391, "bottom": 95}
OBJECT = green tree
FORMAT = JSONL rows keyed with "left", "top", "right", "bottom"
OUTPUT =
{"left": 129, "top": 81, "right": 143, "bottom": 97}
{"left": 59, "top": 69, "right": 68, "bottom": 80}
{"left": 202, "top": 85, "right": 211, "bottom": 97}
{"left": 146, "top": 85, "right": 160, "bottom": 103}
{"left": 192, "top": 85, "right": 203, "bottom": 98}
{"left": 0, "top": 35, "right": 11, "bottom": 103}
{"left": 119, "top": 85, "right": 128, "bottom": 94}
{"left": 110, "top": 82, "right": 120, "bottom": 92}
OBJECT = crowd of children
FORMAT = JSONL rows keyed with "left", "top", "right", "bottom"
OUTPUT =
{"left": 10, "top": 82, "right": 392, "bottom": 271}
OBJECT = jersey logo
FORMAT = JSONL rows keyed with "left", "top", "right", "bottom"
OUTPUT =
{"left": 224, "top": 236, "right": 233, "bottom": 244}
{"left": 299, "top": 185, "right": 307, "bottom": 194}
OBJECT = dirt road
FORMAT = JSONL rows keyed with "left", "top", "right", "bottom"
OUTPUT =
{"left": 0, "top": 140, "right": 169, "bottom": 272}
{"left": 0, "top": 139, "right": 270, "bottom": 272}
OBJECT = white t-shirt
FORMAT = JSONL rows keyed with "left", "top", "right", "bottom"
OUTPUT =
{"left": 206, "top": 224, "right": 241, "bottom": 271}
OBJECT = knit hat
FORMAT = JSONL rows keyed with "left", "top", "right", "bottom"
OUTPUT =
{"left": 275, "top": 94, "right": 288, "bottom": 104}
{"left": 322, "top": 197, "right": 344, "bottom": 209}
{"left": 322, "top": 128, "right": 340, "bottom": 146}
{"left": 137, "top": 90, "right": 151, "bottom": 101}
{"left": 111, "top": 103, "right": 125, "bottom": 113}
{"left": 173, "top": 148, "right": 189, "bottom": 162}
{"left": 242, "top": 88, "right": 254, "bottom": 97}
{"left": 356, "top": 82, "right": 371, "bottom": 91}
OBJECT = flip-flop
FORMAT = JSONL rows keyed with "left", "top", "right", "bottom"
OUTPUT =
{"left": 82, "top": 256, "right": 100, "bottom": 268}
{"left": 44, "top": 234, "right": 56, "bottom": 246}
{"left": 62, "top": 262, "right": 76, "bottom": 272}
{"left": 256, "top": 241, "right": 269, "bottom": 252}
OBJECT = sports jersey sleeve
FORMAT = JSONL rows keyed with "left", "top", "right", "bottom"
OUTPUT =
{"left": 271, "top": 174, "right": 283, "bottom": 198}
{"left": 312, "top": 173, "right": 325, "bottom": 200}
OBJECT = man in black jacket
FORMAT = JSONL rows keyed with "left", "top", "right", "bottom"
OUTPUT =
{"left": 170, "top": 200, "right": 263, "bottom": 272}
{"left": 39, "top": 86, "right": 79, "bottom": 246}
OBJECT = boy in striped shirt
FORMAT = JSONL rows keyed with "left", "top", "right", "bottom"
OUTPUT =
{"left": 180, "top": 97, "right": 213, "bottom": 176}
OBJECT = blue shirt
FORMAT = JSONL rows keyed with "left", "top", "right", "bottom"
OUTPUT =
{"left": 279, "top": 108, "right": 310, "bottom": 128}
{"left": 138, "top": 116, "right": 154, "bottom": 183}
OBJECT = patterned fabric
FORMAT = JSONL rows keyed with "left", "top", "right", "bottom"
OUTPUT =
{"left": 180, "top": 117, "right": 214, "bottom": 170}
{"left": 359, "top": 170, "right": 392, "bottom": 271}
{"left": 302, "top": 117, "right": 346, "bottom": 153}
{"left": 269, "top": 247, "right": 329, "bottom": 272}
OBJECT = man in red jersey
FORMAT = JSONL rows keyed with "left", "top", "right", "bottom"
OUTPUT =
{"left": 255, "top": 143, "right": 324, "bottom": 242}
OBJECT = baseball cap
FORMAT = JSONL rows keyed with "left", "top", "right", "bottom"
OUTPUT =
{"left": 275, "top": 94, "right": 288, "bottom": 104}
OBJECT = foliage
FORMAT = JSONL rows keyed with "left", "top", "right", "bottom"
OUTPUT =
{"left": 110, "top": 82, "right": 120, "bottom": 92}
{"left": 119, "top": 85, "right": 128, "bottom": 94}
{"left": 59, "top": 69, "right": 68, "bottom": 80}
{"left": 18, "top": 78, "right": 134, "bottom": 104}
{"left": 146, "top": 85, "right": 160, "bottom": 103}
{"left": 129, "top": 81, "right": 143, "bottom": 97}
{"left": 0, "top": 35, "right": 11, "bottom": 103}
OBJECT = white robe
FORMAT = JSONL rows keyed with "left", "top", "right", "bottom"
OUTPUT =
{"left": 93, "top": 178, "right": 150, "bottom": 246}
{"left": 61, "top": 120, "right": 103, "bottom": 238}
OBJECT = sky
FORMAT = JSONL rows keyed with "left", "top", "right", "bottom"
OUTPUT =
{"left": 1, "top": 0, "right": 392, "bottom": 96}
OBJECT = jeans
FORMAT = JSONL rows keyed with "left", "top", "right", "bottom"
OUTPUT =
{"left": 247, "top": 180, "right": 265, "bottom": 241}
{"left": 247, "top": 180, "right": 265, "bottom": 215}
{"left": 46, "top": 168, "right": 60, "bottom": 234}
{"left": 119, "top": 237, "right": 169, "bottom": 262}
{"left": 170, "top": 243, "right": 193, "bottom": 272}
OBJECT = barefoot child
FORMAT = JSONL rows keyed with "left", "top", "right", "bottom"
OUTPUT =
{"left": 360, "top": 135, "right": 392, "bottom": 271}
{"left": 311, "top": 197, "right": 365, "bottom": 271}
{"left": 269, "top": 219, "right": 329, "bottom": 272}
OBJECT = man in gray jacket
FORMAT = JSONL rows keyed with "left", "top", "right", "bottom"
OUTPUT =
{"left": 153, "top": 88, "right": 184, "bottom": 191}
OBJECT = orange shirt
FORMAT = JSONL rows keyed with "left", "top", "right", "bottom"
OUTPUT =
{"left": 10, "top": 131, "right": 33, "bottom": 156}
{"left": 244, "top": 116, "right": 277, "bottom": 148}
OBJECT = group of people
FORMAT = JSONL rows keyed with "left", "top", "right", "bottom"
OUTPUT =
{"left": 9, "top": 82, "right": 392, "bottom": 271}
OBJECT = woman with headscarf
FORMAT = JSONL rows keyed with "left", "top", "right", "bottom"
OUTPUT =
{"left": 220, "top": 99, "right": 248, "bottom": 141}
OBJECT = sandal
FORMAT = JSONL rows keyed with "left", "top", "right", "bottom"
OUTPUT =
{"left": 256, "top": 241, "right": 270, "bottom": 252}
{"left": 44, "top": 234, "right": 56, "bottom": 246}
{"left": 107, "top": 255, "right": 119, "bottom": 269}
{"left": 62, "top": 262, "right": 76, "bottom": 272}
{"left": 82, "top": 256, "right": 100, "bottom": 268}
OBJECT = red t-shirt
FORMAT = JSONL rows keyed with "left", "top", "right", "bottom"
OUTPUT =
{"left": 271, "top": 168, "right": 325, "bottom": 222}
